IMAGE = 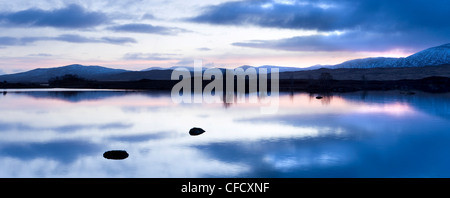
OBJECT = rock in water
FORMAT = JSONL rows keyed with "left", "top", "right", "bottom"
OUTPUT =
{"left": 316, "top": 96, "right": 323, "bottom": 99}
{"left": 189, "top": 127, "right": 205, "bottom": 136}
{"left": 103, "top": 150, "right": 129, "bottom": 160}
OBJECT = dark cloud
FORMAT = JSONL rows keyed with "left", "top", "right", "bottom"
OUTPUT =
{"left": 190, "top": 0, "right": 347, "bottom": 31}
{"left": 109, "top": 23, "right": 188, "bottom": 35}
{"left": 191, "top": 0, "right": 450, "bottom": 52}
{"left": 0, "top": 4, "right": 109, "bottom": 29}
{"left": 191, "top": 0, "right": 450, "bottom": 32}
{"left": 0, "top": 34, "right": 136, "bottom": 46}
{"left": 233, "top": 30, "right": 449, "bottom": 52}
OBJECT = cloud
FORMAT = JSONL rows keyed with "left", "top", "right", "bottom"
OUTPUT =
{"left": 0, "top": 37, "right": 26, "bottom": 46}
{"left": 190, "top": 0, "right": 346, "bottom": 31}
{"left": 28, "top": 53, "right": 52, "bottom": 57}
{"left": 174, "top": 59, "right": 215, "bottom": 67}
{"left": 0, "top": 34, "right": 136, "bottom": 46}
{"left": 100, "top": 36, "right": 137, "bottom": 45}
{"left": 123, "top": 53, "right": 181, "bottom": 60}
{"left": 0, "top": 4, "right": 109, "bottom": 29}
{"left": 53, "top": 34, "right": 136, "bottom": 44}
{"left": 233, "top": 30, "right": 449, "bottom": 52}
{"left": 191, "top": 0, "right": 450, "bottom": 52}
{"left": 190, "top": 0, "right": 450, "bottom": 32}
{"left": 141, "top": 14, "right": 156, "bottom": 20}
{"left": 197, "top": 47, "right": 212, "bottom": 51}
{"left": 53, "top": 34, "right": 101, "bottom": 43}
{"left": 109, "top": 23, "right": 189, "bottom": 35}
{"left": 175, "top": 59, "right": 194, "bottom": 65}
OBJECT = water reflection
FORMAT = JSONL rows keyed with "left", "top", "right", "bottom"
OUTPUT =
{"left": 0, "top": 89, "right": 449, "bottom": 177}
{"left": 0, "top": 140, "right": 99, "bottom": 163}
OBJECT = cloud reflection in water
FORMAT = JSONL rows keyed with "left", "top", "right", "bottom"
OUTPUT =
{"left": 0, "top": 90, "right": 449, "bottom": 177}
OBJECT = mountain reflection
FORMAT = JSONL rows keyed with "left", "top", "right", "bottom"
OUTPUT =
{"left": 0, "top": 89, "right": 449, "bottom": 177}
{"left": 0, "top": 121, "right": 133, "bottom": 133}
{"left": 15, "top": 89, "right": 144, "bottom": 102}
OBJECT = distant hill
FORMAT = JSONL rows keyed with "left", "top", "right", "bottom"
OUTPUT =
{"left": 97, "top": 70, "right": 175, "bottom": 81}
{"left": 142, "top": 65, "right": 304, "bottom": 72}
{"left": 0, "top": 64, "right": 128, "bottom": 83}
{"left": 1, "top": 43, "right": 450, "bottom": 83}
{"left": 280, "top": 64, "right": 450, "bottom": 81}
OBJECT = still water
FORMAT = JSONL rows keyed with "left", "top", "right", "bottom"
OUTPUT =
{"left": 1, "top": 89, "right": 450, "bottom": 178}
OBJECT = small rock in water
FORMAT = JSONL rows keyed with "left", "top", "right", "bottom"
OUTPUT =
{"left": 189, "top": 127, "right": 205, "bottom": 136}
{"left": 103, "top": 150, "right": 129, "bottom": 160}
{"left": 316, "top": 96, "right": 323, "bottom": 99}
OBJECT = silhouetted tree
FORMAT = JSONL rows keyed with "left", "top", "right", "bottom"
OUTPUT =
{"left": 361, "top": 74, "right": 367, "bottom": 81}
{"left": 319, "top": 72, "right": 333, "bottom": 90}
{"left": 319, "top": 72, "right": 333, "bottom": 81}
{"left": 49, "top": 74, "right": 88, "bottom": 87}
{"left": 361, "top": 74, "right": 368, "bottom": 89}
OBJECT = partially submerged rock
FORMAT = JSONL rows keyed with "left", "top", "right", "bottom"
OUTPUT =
{"left": 103, "top": 150, "right": 129, "bottom": 160}
{"left": 189, "top": 127, "right": 205, "bottom": 136}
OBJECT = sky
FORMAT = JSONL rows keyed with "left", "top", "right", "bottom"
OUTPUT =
{"left": 0, "top": 0, "right": 449, "bottom": 74}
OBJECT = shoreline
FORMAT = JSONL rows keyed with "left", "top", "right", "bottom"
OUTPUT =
{"left": 1, "top": 76, "right": 449, "bottom": 93}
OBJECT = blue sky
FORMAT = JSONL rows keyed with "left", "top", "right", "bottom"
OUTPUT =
{"left": 0, "top": 0, "right": 449, "bottom": 74}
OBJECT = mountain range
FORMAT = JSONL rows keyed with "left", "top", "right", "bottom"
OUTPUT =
{"left": 1, "top": 43, "right": 450, "bottom": 83}
{"left": 329, "top": 43, "right": 450, "bottom": 69}
{"left": 0, "top": 64, "right": 128, "bottom": 83}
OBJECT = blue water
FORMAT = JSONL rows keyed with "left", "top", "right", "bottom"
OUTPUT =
{"left": 0, "top": 89, "right": 449, "bottom": 178}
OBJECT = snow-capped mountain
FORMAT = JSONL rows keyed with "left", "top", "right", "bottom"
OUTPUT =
{"left": 332, "top": 57, "right": 400, "bottom": 69}
{"left": 327, "top": 43, "right": 450, "bottom": 69}
{"left": 400, "top": 43, "right": 450, "bottom": 67}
